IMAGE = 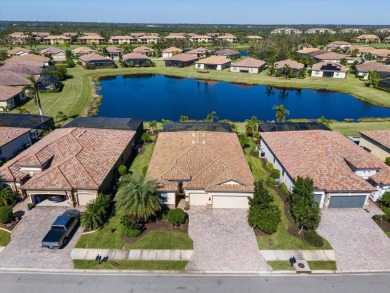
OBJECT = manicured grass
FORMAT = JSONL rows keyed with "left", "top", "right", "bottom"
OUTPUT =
{"left": 244, "top": 142, "right": 332, "bottom": 250}
{"left": 129, "top": 142, "right": 155, "bottom": 176}
{"left": 124, "top": 231, "right": 193, "bottom": 250}
{"left": 386, "top": 231, "right": 390, "bottom": 238}
{"left": 330, "top": 121, "right": 390, "bottom": 136}
{"left": 268, "top": 261, "right": 337, "bottom": 271}
{"left": 73, "top": 259, "right": 188, "bottom": 270}
{"left": 0, "top": 230, "right": 11, "bottom": 246}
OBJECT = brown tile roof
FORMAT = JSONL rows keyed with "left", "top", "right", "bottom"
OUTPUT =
{"left": 329, "top": 41, "right": 351, "bottom": 46}
{"left": 275, "top": 59, "right": 304, "bottom": 70}
{"left": 79, "top": 35, "right": 104, "bottom": 40}
{"left": 110, "top": 35, "right": 134, "bottom": 40}
{"left": 196, "top": 55, "right": 231, "bottom": 65}
{"left": 133, "top": 46, "right": 155, "bottom": 53}
{"left": 297, "top": 48, "right": 322, "bottom": 54}
{"left": 260, "top": 130, "right": 390, "bottom": 192}
{"left": 71, "top": 47, "right": 95, "bottom": 54}
{"left": 79, "top": 53, "right": 109, "bottom": 62}
{"left": 0, "top": 63, "right": 43, "bottom": 75}
{"left": 105, "top": 45, "right": 122, "bottom": 53}
{"left": 0, "top": 127, "right": 136, "bottom": 191}
{"left": 215, "top": 49, "right": 240, "bottom": 56}
{"left": 122, "top": 52, "right": 151, "bottom": 60}
{"left": 360, "top": 130, "right": 390, "bottom": 150}
{"left": 312, "top": 62, "right": 347, "bottom": 72}
{"left": 355, "top": 34, "right": 380, "bottom": 40}
{"left": 164, "top": 53, "right": 199, "bottom": 62}
{"left": 163, "top": 47, "right": 183, "bottom": 53}
{"left": 350, "top": 45, "right": 376, "bottom": 53}
{"left": 0, "top": 85, "right": 24, "bottom": 101}
{"left": 43, "top": 35, "right": 70, "bottom": 40}
{"left": 217, "top": 35, "right": 237, "bottom": 40}
{"left": 41, "top": 47, "right": 65, "bottom": 55}
{"left": 0, "top": 71, "right": 31, "bottom": 86}
{"left": 185, "top": 47, "right": 212, "bottom": 54}
{"left": 356, "top": 62, "right": 390, "bottom": 73}
{"left": 147, "top": 131, "right": 254, "bottom": 192}
{"left": 0, "top": 127, "right": 30, "bottom": 147}
{"left": 232, "top": 57, "right": 266, "bottom": 68}
{"left": 4, "top": 54, "right": 49, "bottom": 68}
{"left": 7, "top": 47, "right": 29, "bottom": 55}
{"left": 313, "top": 52, "right": 354, "bottom": 61}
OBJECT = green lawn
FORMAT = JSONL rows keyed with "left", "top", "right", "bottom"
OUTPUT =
{"left": 386, "top": 232, "right": 390, "bottom": 238}
{"left": 73, "top": 259, "right": 188, "bottom": 270}
{"left": 124, "top": 231, "right": 193, "bottom": 250}
{"left": 129, "top": 142, "right": 155, "bottom": 176}
{"left": 0, "top": 230, "right": 11, "bottom": 246}
{"left": 330, "top": 121, "right": 390, "bottom": 136}
{"left": 244, "top": 143, "right": 332, "bottom": 250}
{"left": 268, "top": 261, "right": 337, "bottom": 271}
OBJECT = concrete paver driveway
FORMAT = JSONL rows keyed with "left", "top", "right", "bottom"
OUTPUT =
{"left": 317, "top": 209, "right": 390, "bottom": 271}
{"left": 186, "top": 208, "right": 270, "bottom": 272}
{"left": 0, "top": 207, "right": 82, "bottom": 269}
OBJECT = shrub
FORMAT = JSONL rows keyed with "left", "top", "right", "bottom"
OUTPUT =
{"left": 248, "top": 205, "right": 281, "bottom": 234}
{"left": 118, "top": 165, "right": 127, "bottom": 176}
{"left": 373, "top": 214, "right": 383, "bottom": 221}
{"left": 238, "top": 133, "right": 250, "bottom": 149}
{"left": 184, "top": 202, "right": 190, "bottom": 210}
{"left": 141, "top": 133, "right": 153, "bottom": 143}
{"left": 269, "top": 177, "right": 276, "bottom": 186}
{"left": 0, "top": 206, "right": 14, "bottom": 224}
{"left": 142, "top": 166, "right": 148, "bottom": 176}
{"left": 382, "top": 192, "right": 390, "bottom": 208}
{"left": 385, "top": 157, "right": 390, "bottom": 167}
{"left": 304, "top": 230, "right": 324, "bottom": 247}
{"left": 383, "top": 206, "right": 390, "bottom": 214}
{"left": 0, "top": 187, "right": 17, "bottom": 207}
{"left": 382, "top": 214, "right": 390, "bottom": 222}
{"left": 121, "top": 216, "right": 142, "bottom": 237}
{"left": 167, "top": 208, "right": 186, "bottom": 226}
{"left": 80, "top": 194, "right": 111, "bottom": 230}
{"left": 271, "top": 168, "right": 280, "bottom": 179}
{"left": 266, "top": 162, "right": 273, "bottom": 170}
{"left": 279, "top": 183, "right": 290, "bottom": 196}
{"left": 251, "top": 148, "right": 259, "bottom": 157}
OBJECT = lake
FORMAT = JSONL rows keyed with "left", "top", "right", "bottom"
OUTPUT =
{"left": 97, "top": 75, "right": 390, "bottom": 121}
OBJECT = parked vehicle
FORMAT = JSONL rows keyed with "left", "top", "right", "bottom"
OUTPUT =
{"left": 42, "top": 209, "right": 80, "bottom": 249}
{"left": 47, "top": 195, "right": 66, "bottom": 203}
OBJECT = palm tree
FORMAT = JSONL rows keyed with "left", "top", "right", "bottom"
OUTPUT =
{"left": 298, "top": 68, "right": 306, "bottom": 79}
{"left": 245, "top": 116, "right": 260, "bottom": 137}
{"left": 282, "top": 64, "right": 292, "bottom": 79}
{"left": 206, "top": 111, "right": 218, "bottom": 122}
{"left": 179, "top": 115, "right": 189, "bottom": 122}
{"left": 318, "top": 116, "right": 333, "bottom": 128}
{"left": 115, "top": 174, "right": 161, "bottom": 221}
{"left": 24, "top": 76, "right": 43, "bottom": 116}
{"left": 272, "top": 104, "right": 290, "bottom": 122}
{"left": 267, "top": 63, "right": 276, "bottom": 76}
{"left": 16, "top": 107, "right": 30, "bottom": 114}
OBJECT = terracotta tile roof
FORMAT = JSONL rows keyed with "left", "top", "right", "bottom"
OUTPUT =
{"left": 260, "top": 130, "right": 390, "bottom": 192}
{"left": 275, "top": 59, "right": 304, "bottom": 70}
{"left": 71, "top": 47, "right": 95, "bottom": 54}
{"left": 79, "top": 53, "right": 109, "bottom": 62}
{"left": 312, "top": 62, "right": 347, "bottom": 72}
{"left": 185, "top": 47, "right": 212, "bottom": 54}
{"left": 0, "top": 127, "right": 136, "bottom": 191}
{"left": 5, "top": 54, "right": 50, "bottom": 63}
{"left": 7, "top": 47, "right": 29, "bottom": 55}
{"left": 232, "top": 57, "right": 266, "bottom": 68}
{"left": 110, "top": 35, "right": 134, "bottom": 40}
{"left": 163, "top": 47, "right": 183, "bottom": 53}
{"left": 0, "top": 71, "right": 31, "bottom": 86}
{"left": 196, "top": 55, "right": 231, "bottom": 65}
{"left": 313, "top": 52, "right": 354, "bottom": 61}
{"left": 147, "top": 131, "right": 254, "bottom": 193}
{"left": 41, "top": 47, "right": 65, "bottom": 55}
{"left": 105, "top": 45, "right": 122, "bottom": 53}
{"left": 79, "top": 35, "right": 104, "bottom": 40}
{"left": 43, "top": 35, "right": 70, "bottom": 40}
{"left": 164, "top": 53, "right": 198, "bottom": 62}
{"left": 0, "top": 63, "right": 43, "bottom": 76}
{"left": 0, "top": 85, "right": 24, "bottom": 101}
{"left": 0, "top": 127, "right": 30, "bottom": 147}
{"left": 297, "top": 48, "right": 322, "bottom": 54}
{"left": 133, "top": 46, "right": 155, "bottom": 53}
{"left": 356, "top": 62, "right": 390, "bottom": 73}
{"left": 122, "top": 52, "right": 151, "bottom": 60}
{"left": 360, "top": 130, "right": 390, "bottom": 150}
{"left": 215, "top": 49, "right": 240, "bottom": 56}
{"left": 355, "top": 34, "right": 380, "bottom": 40}
{"left": 217, "top": 35, "right": 237, "bottom": 39}
{"left": 329, "top": 41, "right": 351, "bottom": 46}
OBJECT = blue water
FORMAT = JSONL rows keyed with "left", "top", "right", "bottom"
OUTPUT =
{"left": 97, "top": 75, "right": 390, "bottom": 121}
{"left": 240, "top": 50, "right": 249, "bottom": 56}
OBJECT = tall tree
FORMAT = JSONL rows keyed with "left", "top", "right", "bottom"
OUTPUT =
{"left": 272, "top": 104, "right": 290, "bottom": 122}
{"left": 206, "top": 111, "right": 218, "bottom": 122}
{"left": 367, "top": 70, "right": 380, "bottom": 87}
{"left": 24, "top": 76, "right": 43, "bottom": 116}
{"left": 245, "top": 116, "right": 260, "bottom": 137}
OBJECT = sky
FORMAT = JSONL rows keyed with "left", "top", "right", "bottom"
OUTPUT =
{"left": 0, "top": 0, "right": 389, "bottom": 25}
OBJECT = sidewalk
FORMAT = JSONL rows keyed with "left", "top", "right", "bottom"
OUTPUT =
{"left": 260, "top": 250, "right": 335, "bottom": 261}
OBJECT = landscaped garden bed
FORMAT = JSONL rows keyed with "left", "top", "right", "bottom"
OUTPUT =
{"left": 73, "top": 259, "right": 188, "bottom": 271}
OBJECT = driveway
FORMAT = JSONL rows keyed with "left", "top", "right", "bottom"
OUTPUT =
{"left": 186, "top": 207, "right": 270, "bottom": 272}
{"left": 317, "top": 209, "right": 390, "bottom": 271}
{"left": 0, "top": 206, "right": 82, "bottom": 269}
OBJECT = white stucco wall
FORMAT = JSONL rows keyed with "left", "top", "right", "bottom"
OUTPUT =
{"left": 359, "top": 137, "right": 390, "bottom": 161}
{"left": 195, "top": 64, "right": 205, "bottom": 70}
{"left": 162, "top": 52, "right": 173, "bottom": 58}
{"left": 311, "top": 70, "right": 323, "bottom": 77}
{"left": 230, "top": 66, "right": 260, "bottom": 73}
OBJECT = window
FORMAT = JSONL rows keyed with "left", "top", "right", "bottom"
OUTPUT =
{"left": 160, "top": 193, "right": 168, "bottom": 204}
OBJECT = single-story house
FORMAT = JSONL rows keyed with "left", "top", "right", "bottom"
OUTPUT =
{"left": 230, "top": 57, "right": 266, "bottom": 73}
{"left": 122, "top": 52, "right": 152, "bottom": 66}
{"left": 36, "top": 75, "right": 60, "bottom": 92}
{"left": 0, "top": 63, "right": 43, "bottom": 77}
{"left": 164, "top": 53, "right": 199, "bottom": 68}
{"left": 162, "top": 47, "right": 183, "bottom": 58}
{"left": 275, "top": 59, "right": 304, "bottom": 72}
{"left": 0, "top": 86, "right": 26, "bottom": 111}
{"left": 215, "top": 48, "right": 240, "bottom": 59}
{"left": 385, "top": 36, "right": 390, "bottom": 44}
{"left": 40, "top": 47, "right": 66, "bottom": 62}
{"left": 297, "top": 47, "right": 322, "bottom": 55}
{"left": 133, "top": 46, "right": 155, "bottom": 56}
{"left": 0, "top": 117, "right": 143, "bottom": 207}
{"left": 312, "top": 52, "right": 356, "bottom": 64}
{"left": 371, "top": 49, "right": 390, "bottom": 61}
{"left": 71, "top": 47, "right": 95, "bottom": 57}
{"left": 79, "top": 34, "right": 105, "bottom": 45}
{"left": 109, "top": 35, "right": 136, "bottom": 45}
{"left": 0, "top": 127, "right": 31, "bottom": 161}
{"left": 354, "top": 34, "right": 381, "bottom": 43}
{"left": 355, "top": 62, "right": 390, "bottom": 80}
{"left": 260, "top": 130, "right": 390, "bottom": 207}
{"left": 271, "top": 28, "right": 302, "bottom": 34}
{"left": 327, "top": 41, "right": 352, "bottom": 50}
{"left": 105, "top": 45, "right": 122, "bottom": 60}
{"left": 8, "top": 32, "right": 29, "bottom": 44}
{"left": 189, "top": 35, "right": 213, "bottom": 43}
{"left": 79, "top": 53, "right": 114, "bottom": 68}
{"left": 311, "top": 62, "right": 347, "bottom": 78}
{"left": 359, "top": 130, "right": 390, "bottom": 162}
{"left": 7, "top": 47, "right": 29, "bottom": 56}
{"left": 185, "top": 47, "right": 213, "bottom": 58}
{"left": 146, "top": 127, "right": 254, "bottom": 209}
{"left": 5, "top": 54, "right": 50, "bottom": 67}
{"left": 43, "top": 35, "right": 71, "bottom": 45}
{"left": 306, "top": 28, "right": 336, "bottom": 34}
{"left": 0, "top": 71, "right": 31, "bottom": 87}
{"left": 195, "top": 56, "right": 231, "bottom": 70}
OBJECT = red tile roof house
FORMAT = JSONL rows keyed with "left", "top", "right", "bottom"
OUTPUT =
{"left": 122, "top": 52, "right": 152, "bottom": 67}
{"left": 105, "top": 45, "right": 122, "bottom": 60}
{"left": 133, "top": 46, "right": 155, "bottom": 56}
{"left": 260, "top": 130, "right": 390, "bottom": 208}
{"left": 7, "top": 47, "right": 30, "bottom": 57}
{"left": 231, "top": 57, "right": 266, "bottom": 74}
{"left": 215, "top": 48, "right": 240, "bottom": 59}
{"left": 312, "top": 52, "right": 356, "bottom": 64}
{"left": 311, "top": 62, "right": 347, "bottom": 79}
{"left": 0, "top": 127, "right": 32, "bottom": 161}
{"left": 71, "top": 46, "right": 95, "bottom": 57}
{"left": 147, "top": 130, "right": 254, "bottom": 209}
{"left": 5, "top": 54, "right": 50, "bottom": 68}
{"left": 359, "top": 130, "right": 390, "bottom": 163}
{"left": 40, "top": 47, "right": 66, "bottom": 62}
{"left": 195, "top": 56, "right": 231, "bottom": 71}
{"left": 79, "top": 53, "right": 114, "bottom": 69}
{"left": 185, "top": 47, "right": 213, "bottom": 58}
{"left": 275, "top": 59, "right": 305, "bottom": 73}
{"left": 0, "top": 86, "right": 26, "bottom": 111}
{"left": 355, "top": 62, "right": 390, "bottom": 80}
{"left": 162, "top": 47, "right": 183, "bottom": 59}
{"left": 0, "top": 120, "right": 142, "bottom": 207}
{"left": 164, "top": 53, "right": 199, "bottom": 68}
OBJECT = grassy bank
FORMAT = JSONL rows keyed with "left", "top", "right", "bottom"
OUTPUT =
{"left": 73, "top": 259, "right": 188, "bottom": 270}
{"left": 0, "top": 230, "right": 11, "bottom": 246}
{"left": 330, "top": 121, "right": 390, "bottom": 136}
{"left": 268, "top": 261, "right": 337, "bottom": 271}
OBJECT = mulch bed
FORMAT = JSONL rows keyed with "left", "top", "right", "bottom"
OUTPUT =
{"left": 0, "top": 220, "right": 19, "bottom": 232}
{"left": 374, "top": 219, "right": 390, "bottom": 234}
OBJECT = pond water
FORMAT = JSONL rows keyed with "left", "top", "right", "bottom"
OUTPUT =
{"left": 97, "top": 75, "right": 390, "bottom": 121}
{"left": 240, "top": 50, "right": 249, "bottom": 56}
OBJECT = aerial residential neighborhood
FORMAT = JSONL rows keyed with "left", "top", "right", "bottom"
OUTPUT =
{"left": 0, "top": 0, "right": 390, "bottom": 292}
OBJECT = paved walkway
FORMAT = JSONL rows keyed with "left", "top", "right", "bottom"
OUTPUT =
{"left": 260, "top": 250, "right": 335, "bottom": 261}
{"left": 186, "top": 207, "right": 271, "bottom": 272}
{"left": 317, "top": 209, "right": 390, "bottom": 271}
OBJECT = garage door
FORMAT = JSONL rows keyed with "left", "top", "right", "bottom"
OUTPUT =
{"left": 212, "top": 196, "right": 249, "bottom": 209}
{"left": 328, "top": 195, "right": 366, "bottom": 208}
{"left": 77, "top": 193, "right": 96, "bottom": 206}
{"left": 189, "top": 193, "right": 208, "bottom": 206}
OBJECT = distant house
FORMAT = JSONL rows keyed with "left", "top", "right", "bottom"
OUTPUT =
{"left": 384, "top": 37, "right": 390, "bottom": 44}
{"left": 164, "top": 33, "right": 187, "bottom": 40}
{"left": 5, "top": 54, "right": 50, "bottom": 68}
{"left": 340, "top": 28, "right": 366, "bottom": 34}
{"left": 71, "top": 46, "right": 95, "bottom": 57}
{"left": 306, "top": 28, "right": 336, "bottom": 34}
{"left": 215, "top": 48, "right": 240, "bottom": 59}
{"left": 109, "top": 35, "right": 136, "bottom": 45}
{"left": 311, "top": 62, "right": 347, "bottom": 78}
{"left": 137, "top": 35, "right": 161, "bottom": 44}
{"left": 79, "top": 53, "right": 114, "bottom": 68}
{"left": 271, "top": 28, "right": 302, "bottom": 34}
{"left": 105, "top": 45, "right": 122, "bottom": 60}
{"left": 133, "top": 46, "right": 155, "bottom": 56}
{"left": 122, "top": 52, "right": 152, "bottom": 67}
{"left": 355, "top": 62, "right": 390, "bottom": 80}
{"left": 7, "top": 47, "right": 29, "bottom": 57}
{"left": 185, "top": 47, "right": 213, "bottom": 58}
{"left": 36, "top": 75, "right": 60, "bottom": 92}
{"left": 62, "top": 32, "right": 78, "bottom": 38}
{"left": 79, "top": 34, "right": 105, "bottom": 45}
{"left": 327, "top": 41, "right": 352, "bottom": 50}
{"left": 245, "top": 36, "right": 263, "bottom": 43}
{"left": 0, "top": 86, "right": 26, "bottom": 111}
{"left": 164, "top": 53, "right": 198, "bottom": 68}
{"left": 0, "top": 63, "right": 43, "bottom": 77}
{"left": 0, "top": 71, "right": 31, "bottom": 87}
{"left": 216, "top": 34, "right": 238, "bottom": 43}
{"left": 40, "top": 47, "right": 66, "bottom": 62}
{"left": 195, "top": 56, "right": 231, "bottom": 70}
{"left": 312, "top": 52, "right": 356, "bottom": 64}
{"left": 354, "top": 34, "right": 380, "bottom": 43}
{"left": 359, "top": 130, "right": 390, "bottom": 163}
{"left": 375, "top": 28, "right": 390, "bottom": 34}
{"left": 189, "top": 35, "right": 213, "bottom": 43}
{"left": 275, "top": 59, "right": 304, "bottom": 73}
{"left": 43, "top": 35, "right": 70, "bottom": 45}
{"left": 231, "top": 57, "right": 266, "bottom": 74}
{"left": 162, "top": 47, "right": 183, "bottom": 58}
{"left": 9, "top": 32, "right": 29, "bottom": 44}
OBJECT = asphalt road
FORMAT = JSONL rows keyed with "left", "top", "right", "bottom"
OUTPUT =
{"left": 1, "top": 272, "right": 390, "bottom": 293}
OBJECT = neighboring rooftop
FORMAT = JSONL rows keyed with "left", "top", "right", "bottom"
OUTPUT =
{"left": 64, "top": 117, "right": 142, "bottom": 131}
{"left": 312, "top": 62, "right": 347, "bottom": 72}
{"left": 360, "top": 130, "right": 390, "bottom": 151}
{"left": 122, "top": 52, "right": 151, "bottom": 60}
{"left": 196, "top": 55, "right": 231, "bottom": 65}
{"left": 79, "top": 53, "right": 109, "bottom": 62}
{"left": 133, "top": 46, "right": 155, "bottom": 53}
{"left": 163, "top": 47, "right": 183, "bottom": 53}
{"left": 105, "top": 45, "right": 122, "bottom": 53}
{"left": 0, "top": 127, "right": 30, "bottom": 148}
{"left": 162, "top": 122, "right": 232, "bottom": 133}
{"left": 164, "top": 53, "right": 198, "bottom": 62}
{"left": 0, "top": 63, "right": 43, "bottom": 76}
{"left": 71, "top": 47, "right": 95, "bottom": 54}
{"left": 215, "top": 48, "right": 240, "bottom": 56}
{"left": 232, "top": 57, "right": 266, "bottom": 68}
{"left": 259, "top": 122, "right": 331, "bottom": 132}
{"left": 275, "top": 59, "right": 304, "bottom": 70}
{"left": 0, "top": 85, "right": 24, "bottom": 101}
{"left": 0, "top": 113, "right": 53, "bottom": 128}
{"left": 356, "top": 62, "right": 390, "bottom": 72}
{"left": 0, "top": 71, "right": 31, "bottom": 86}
